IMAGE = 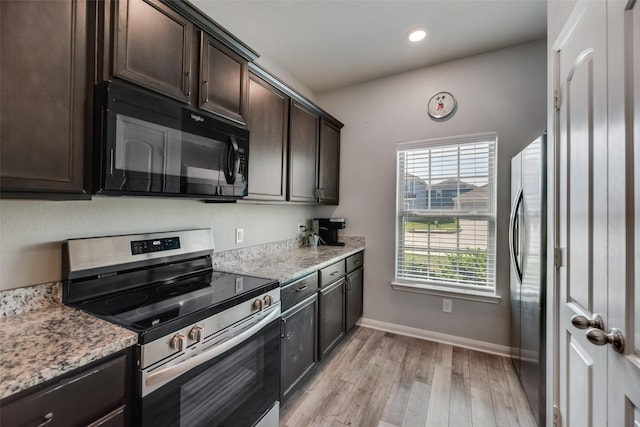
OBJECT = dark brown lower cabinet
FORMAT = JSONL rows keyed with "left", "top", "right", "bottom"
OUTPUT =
{"left": 318, "top": 278, "right": 346, "bottom": 360}
{"left": 280, "top": 293, "right": 318, "bottom": 402}
{"left": 0, "top": 352, "right": 130, "bottom": 427}
{"left": 345, "top": 266, "right": 364, "bottom": 333}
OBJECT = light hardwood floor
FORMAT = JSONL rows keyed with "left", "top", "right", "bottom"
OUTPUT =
{"left": 280, "top": 327, "right": 537, "bottom": 427}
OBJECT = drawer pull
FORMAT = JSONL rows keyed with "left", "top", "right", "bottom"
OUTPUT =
{"left": 296, "top": 285, "right": 308, "bottom": 292}
{"left": 330, "top": 271, "right": 339, "bottom": 276}
{"left": 37, "top": 413, "right": 53, "bottom": 427}
{"left": 354, "top": 260, "right": 361, "bottom": 264}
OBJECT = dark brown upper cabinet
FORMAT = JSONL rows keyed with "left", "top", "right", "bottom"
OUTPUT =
{"left": 113, "top": 0, "right": 193, "bottom": 103}
{"left": 246, "top": 74, "right": 289, "bottom": 200}
{"left": 288, "top": 101, "right": 320, "bottom": 203}
{"left": 318, "top": 119, "right": 341, "bottom": 205}
{"left": 107, "top": 0, "right": 255, "bottom": 125}
{"left": 199, "top": 34, "right": 249, "bottom": 124}
{"left": 247, "top": 63, "right": 343, "bottom": 205}
{"left": 1, "top": 0, "right": 90, "bottom": 198}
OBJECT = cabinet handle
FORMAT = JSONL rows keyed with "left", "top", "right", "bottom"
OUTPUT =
{"left": 330, "top": 271, "right": 339, "bottom": 276}
{"left": 354, "top": 260, "right": 361, "bottom": 265}
{"left": 37, "top": 413, "right": 54, "bottom": 427}
{"left": 295, "top": 284, "right": 308, "bottom": 292}
{"left": 185, "top": 71, "right": 191, "bottom": 96}
{"left": 202, "top": 80, "right": 209, "bottom": 104}
{"left": 280, "top": 318, "right": 287, "bottom": 339}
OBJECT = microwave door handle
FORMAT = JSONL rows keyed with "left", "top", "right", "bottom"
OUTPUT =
{"left": 225, "top": 135, "right": 240, "bottom": 184}
{"left": 143, "top": 306, "right": 280, "bottom": 396}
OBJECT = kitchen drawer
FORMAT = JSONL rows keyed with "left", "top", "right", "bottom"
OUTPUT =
{"left": 346, "top": 252, "right": 364, "bottom": 273}
{"left": 319, "top": 260, "right": 346, "bottom": 288}
{"left": 281, "top": 272, "right": 318, "bottom": 312}
{"left": 1, "top": 354, "right": 127, "bottom": 427}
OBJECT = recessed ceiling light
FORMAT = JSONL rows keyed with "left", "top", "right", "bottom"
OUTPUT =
{"left": 407, "top": 28, "right": 428, "bottom": 43}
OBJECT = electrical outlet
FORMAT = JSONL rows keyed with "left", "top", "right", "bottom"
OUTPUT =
{"left": 443, "top": 299, "right": 452, "bottom": 313}
{"left": 235, "top": 228, "right": 244, "bottom": 244}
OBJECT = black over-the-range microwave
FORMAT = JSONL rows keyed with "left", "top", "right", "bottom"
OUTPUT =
{"left": 93, "top": 81, "right": 249, "bottom": 201}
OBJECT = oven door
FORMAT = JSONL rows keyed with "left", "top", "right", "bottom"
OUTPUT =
{"left": 139, "top": 313, "right": 280, "bottom": 427}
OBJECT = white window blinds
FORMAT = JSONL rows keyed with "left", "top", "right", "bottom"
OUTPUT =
{"left": 395, "top": 133, "right": 497, "bottom": 291}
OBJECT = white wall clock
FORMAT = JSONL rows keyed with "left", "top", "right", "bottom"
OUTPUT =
{"left": 427, "top": 91, "right": 457, "bottom": 119}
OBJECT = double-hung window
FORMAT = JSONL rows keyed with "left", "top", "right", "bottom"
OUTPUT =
{"left": 394, "top": 132, "right": 497, "bottom": 295}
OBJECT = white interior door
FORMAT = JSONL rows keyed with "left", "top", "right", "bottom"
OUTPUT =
{"left": 607, "top": 1, "right": 640, "bottom": 425}
{"left": 555, "top": 0, "right": 609, "bottom": 426}
{"left": 555, "top": 1, "right": 640, "bottom": 426}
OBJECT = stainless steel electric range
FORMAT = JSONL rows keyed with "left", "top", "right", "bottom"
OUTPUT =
{"left": 62, "top": 229, "right": 280, "bottom": 427}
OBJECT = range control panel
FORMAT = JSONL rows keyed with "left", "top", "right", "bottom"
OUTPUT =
{"left": 131, "top": 237, "right": 181, "bottom": 255}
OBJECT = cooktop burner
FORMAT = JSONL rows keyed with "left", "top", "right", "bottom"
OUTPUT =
{"left": 63, "top": 229, "right": 280, "bottom": 344}
{"left": 71, "top": 269, "right": 278, "bottom": 343}
{"left": 80, "top": 273, "right": 213, "bottom": 316}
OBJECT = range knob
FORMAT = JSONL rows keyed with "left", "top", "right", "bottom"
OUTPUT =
{"left": 189, "top": 326, "right": 204, "bottom": 342}
{"left": 170, "top": 334, "right": 186, "bottom": 351}
{"left": 252, "top": 299, "right": 263, "bottom": 311}
{"left": 263, "top": 295, "right": 273, "bottom": 307}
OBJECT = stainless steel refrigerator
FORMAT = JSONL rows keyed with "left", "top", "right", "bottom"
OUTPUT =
{"left": 509, "top": 133, "right": 546, "bottom": 426}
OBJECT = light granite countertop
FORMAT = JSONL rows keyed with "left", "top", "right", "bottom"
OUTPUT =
{"left": 0, "top": 236, "right": 364, "bottom": 401}
{"left": 214, "top": 236, "right": 366, "bottom": 284}
{"left": 0, "top": 305, "right": 137, "bottom": 400}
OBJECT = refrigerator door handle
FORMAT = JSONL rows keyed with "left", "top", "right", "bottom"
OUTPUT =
{"left": 509, "top": 187, "right": 524, "bottom": 283}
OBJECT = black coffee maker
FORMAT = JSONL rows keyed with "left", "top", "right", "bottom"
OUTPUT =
{"left": 313, "top": 218, "right": 346, "bottom": 246}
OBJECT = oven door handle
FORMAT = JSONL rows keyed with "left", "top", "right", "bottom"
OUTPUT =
{"left": 145, "top": 306, "right": 280, "bottom": 393}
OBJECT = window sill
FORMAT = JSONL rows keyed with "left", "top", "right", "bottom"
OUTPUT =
{"left": 391, "top": 281, "right": 502, "bottom": 304}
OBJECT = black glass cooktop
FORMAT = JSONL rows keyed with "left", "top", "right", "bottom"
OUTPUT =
{"left": 71, "top": 269, "right": 278, "bottom": 344}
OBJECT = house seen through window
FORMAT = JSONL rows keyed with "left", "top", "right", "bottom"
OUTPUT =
{"left": 395, "top": 133, "right": 497, "bottom": 292}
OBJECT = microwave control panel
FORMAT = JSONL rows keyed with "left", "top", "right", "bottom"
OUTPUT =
{"left": 131, "top": 237, "right": 181, "bottom": 255}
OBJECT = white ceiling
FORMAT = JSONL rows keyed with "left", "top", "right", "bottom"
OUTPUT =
{"left": 192, "top": 0, "right": 547, "bottom": 94}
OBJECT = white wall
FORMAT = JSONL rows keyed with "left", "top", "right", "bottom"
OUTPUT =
{"left": 316, "top": 40, "right": 547, "bottom": 346}
{"left": 0, "top": 198, "right": 313, "bottom": 290}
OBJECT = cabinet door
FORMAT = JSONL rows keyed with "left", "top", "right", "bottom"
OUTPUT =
{"left": 0, "top": 0, "right": 88, "bottom": 196}
{"left": 246, "top": 74, "right": 289, "bottom": 200}
{"left": 318, "top": 119, "right": 341, "bottom": 205}
{"left": 281, "top": 294, "right": 318, "bottom": 402}
{"left": 113, "top": 0, "right": 192, "bottom": 102}
{"left": 288, "top": 101, "right": 319, "bottom": 202}
{"left": 318, "top": 278, "right": 345, "bottom": 360}
{"left": 199, "top": 33, "right": 248, "bottom": 124}
{"left": 345, "top": 266, "right": 363, "bottom": 332}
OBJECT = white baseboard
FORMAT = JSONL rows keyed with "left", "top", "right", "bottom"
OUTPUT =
{"left": 357, "top": 317, "right": 511, "bottom": 357}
